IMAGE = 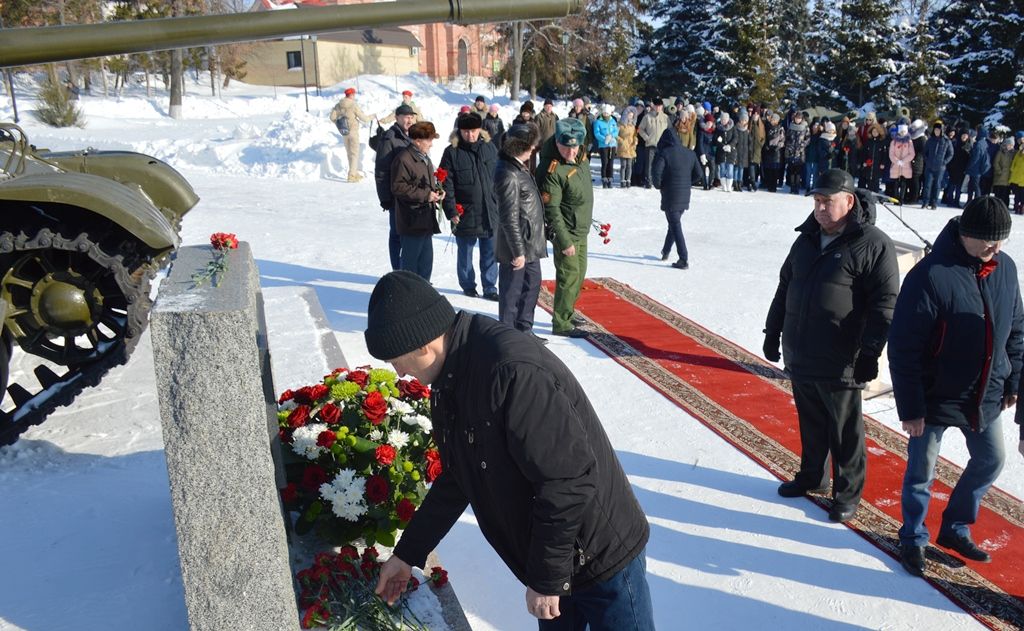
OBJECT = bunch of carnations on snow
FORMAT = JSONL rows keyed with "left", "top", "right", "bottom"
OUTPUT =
{"left": 295, "top": 545, "right": 437, "bottom": 630}
{"left": 277, "top": 366, "right": 441, "bottom": 548}
{"left": 591, "top": 219, "right": 612, "bottom": 245}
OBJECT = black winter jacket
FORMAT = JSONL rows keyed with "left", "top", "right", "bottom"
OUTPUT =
{"left": 483, "top": 114, "right": 506, "bottom": 148}
{"left": 889, "top": 219, "right": 1024, "bottom": 432}
{"left": 651, "top": 128, "right": 703, "bottom": 212}
{"left": 493, "top": 153, "right": 548, "bottom": 264}
{"left": 439, "top": 137, "right": 498, "bottom": 238}
{"left": 393, "top": 313, "right": 650, "bottom": 595}
{"left": 923, "top": 135, "right": 954, "bottom": 172}
{"left": 374, "top": 124, "right": 412, "bottom": 210}
{"left": 391, "top": 145, "right": 443, "bottom": 236}
{"left": 765, "top": 201, "right": 900, "bottom": 383}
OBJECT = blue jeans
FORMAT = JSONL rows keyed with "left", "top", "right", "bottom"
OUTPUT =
{"left": 661, "top": 208, "right": 688, "bottom": 263}
{"left": 899, "top": 418, "right": 1005, "bottom": 546}
{"left": 921, "top": 169, "right": 944, "bottom": 206}
{"left": 399, "top": 234, "right": 433, "bottom": 282}
{"left": 966, "top": 174, "right": 983, "bottom": 202}
{"left": 805, "top": 161, "right": 819, "bottom": 191}
{"left": 718, "top": 161, "right": 731, "bottom": 179}
{"left": 539, "top": 549, "right": 655, "bottom": 631}
{"left": 456, "top": 235, "right": 497, "bottom": 295}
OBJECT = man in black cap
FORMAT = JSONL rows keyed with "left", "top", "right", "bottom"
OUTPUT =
{"left": 764, "top": 168, "right": 899, "bottom": 522}
{"left": 375, "top": 103, "right": 418, "bottom": 270}
{"left": 366, "top": 271, "right": 654, "bottom": 629}
{"left": 473, "top": 94, "right": 488, "bottom": 119}
{"left": 888, "top": 195, "right": 1023, "bottom": 577}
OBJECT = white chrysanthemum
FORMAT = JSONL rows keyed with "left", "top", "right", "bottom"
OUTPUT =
{"left": 389, "top": 398, "right": 413, "bottom": 416}
{"left": 368, "top": 428, "right": 384, "bottom": 442}
{"left": 291, "top": 423, "right": 329, "bottom": 460}
{"left": 279, "top": 399, "right": 297, "bottom": 412}
{"left": 388, "top": 429, "right": 410, "bottom": 449}
{"left": 404, "top": 413, "right": 432, "bottom": 433}
{"left": 319, "top": 469, "right": 367, "bottom": 522}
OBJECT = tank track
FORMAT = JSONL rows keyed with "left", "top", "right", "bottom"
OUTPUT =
{"left": 0, "top": 226, "right": 155, "bottom": 446}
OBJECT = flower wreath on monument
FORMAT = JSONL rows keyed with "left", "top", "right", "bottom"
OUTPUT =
{"left": 277, "top": 367, "right": 446, "bottom": 628}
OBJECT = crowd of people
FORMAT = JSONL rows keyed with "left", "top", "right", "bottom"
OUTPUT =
{"left": 332, "top": 87, "right": 1024, "bottom": 629}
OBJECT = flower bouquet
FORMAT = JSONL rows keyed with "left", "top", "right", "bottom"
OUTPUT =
{"left": 277, "top": 366, "right": 440, "bottom": 548}
{"left": 591, "top": 219, "right": 612, "bottom": 245}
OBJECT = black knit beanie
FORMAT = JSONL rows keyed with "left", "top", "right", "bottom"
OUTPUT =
{"left": 364, "top": 271, "right": 456, "bottom": 360}
{"left": 959, "top": 196, "right": 1012, "bottom": 242}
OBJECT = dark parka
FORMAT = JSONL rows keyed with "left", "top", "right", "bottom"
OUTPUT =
{"left": 651, "top": 128, "right": 703, "bottom": 211}
{"left": 765, "top": 198, "right": 900, "bottom": 383}
{"left": 391, "top": 145, "right": 443, "bottom": 236}
{"left": 889, "top": 219, "right": 1024, "bottom": 432}
{"left": 482, "top": 114, "right": 506, "bottom": 148}
{"left": 785, "top": 120, "right": 810, "bottom": 164}
{"left": 923, "top": 133, "right": 954, "bottom": 172}
{"left": 392, "top": 312, "right": 650, "bottom": 595}
{"left": 733, "top": 124, "right": 753, "bottom": 167}
{"left": 493, "top": 152, "right": 548, "bottom": 264}
{"left": 439, "top": 135, "right": 499, "bottom": 238}
{"left": 374, "top": 124, "right": 412, "bottom": 210}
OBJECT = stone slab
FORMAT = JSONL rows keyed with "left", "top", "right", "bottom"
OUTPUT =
{"left": 151, "top": 243, "right": 299, "bottom": 631}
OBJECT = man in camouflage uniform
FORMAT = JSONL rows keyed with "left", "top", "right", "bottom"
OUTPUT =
{"left": 330, "top": 87, "right": 373, "bottom": 182}
{"left": 536, "top": 118, "right": 593, "bottom": 338}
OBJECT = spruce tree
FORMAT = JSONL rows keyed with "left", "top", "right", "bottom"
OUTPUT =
{"left": 723, "top": 0, "right": 782, "bottom": 107}
{"left": 774, "top": 0, "right": 812, "bottom": 106}
{"left": 935, "top": 0, "right": 1024, "bottom": 129}
{"left": 831, "top": 0, "right": 902, "bottom": 110}
{"left": 640, "top": 0, "right": 726, "bottom": 103}
{"left": 898, "top": 0, "right": 949, "bottom": 123}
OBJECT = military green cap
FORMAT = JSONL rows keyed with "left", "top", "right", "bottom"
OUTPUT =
{"left": 555, "top": 118, "right": 585, "bottom": 147}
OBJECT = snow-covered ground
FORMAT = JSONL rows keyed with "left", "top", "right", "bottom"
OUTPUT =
{"left": 1, "top": 73, "right": 1021, "bottom": 631}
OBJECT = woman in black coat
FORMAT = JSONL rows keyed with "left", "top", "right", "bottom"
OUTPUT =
{"left": 651, "top": 128, "right": 703, "bottom": 269}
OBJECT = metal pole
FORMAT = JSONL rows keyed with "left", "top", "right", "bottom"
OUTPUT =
{"left": 312, "top": 34, "right": 321, "bottom": 97}
{"left": 300, "top": 35, "right": 309, "bottom": 112}
{"left": 0, "top": 17, "right": 18, "bottom": 122}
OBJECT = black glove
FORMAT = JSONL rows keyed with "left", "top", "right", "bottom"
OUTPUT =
{"left": 853, "top": 353, "right": 879, "bottom": 383}
{"left": 763, "top": 330, "right": 781, "bottom": 362}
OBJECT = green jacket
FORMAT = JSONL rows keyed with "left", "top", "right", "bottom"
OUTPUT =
{"left": 535, "top": 135, "right": 593, "bottom": 251}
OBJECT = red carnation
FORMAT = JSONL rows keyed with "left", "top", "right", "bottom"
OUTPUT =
{"left": 316, "top": 429, "right": 337, "bottom": 448}
{"left": 281, "top": 482, "right": 298, "bottom": 504}
{"left": 375, "top": 444, "right": 397, "bottom": 466}
{"left": 456, "top": 203, "right": 465, "bottom": 217}
{"left": 278, "top": 428, "right": 293, "bottom": 444}
{"left": 288, "top": 405, "right": 310, "bottom": 429}
{"left": 278, "top": 389, "right": 295, "bottom": 404}
{"left": 599, "top": 230, "right": 608, "bottom": 238}
{"left": 337, "top": 545, "right": 359, "bottom": 561}
{"left": 300, "top": 601, "right": 328, "bottom": 629}
{"left": 362, "top": 391, "right": 388, "bottom": 425}
{"left": 429, "top": 566, "right": 448, "bottom": 588}
{"left": 362, "top": 546, "right": 380, "bottom": 562}
{"left": 301, "top": 464, "right": 328, "bottom": 491}
{"left": 210, "top": 232, "right": 239, "bottom": 251}
{"left": 396, "top": 497, "right": 416, "bottom": 522}
{"left": 398, "top": 378, "right": 430, "bottom": 400}
{"left": 365, "top": 474, "right": 389, "bottom": 504}
{"left": 347, "top": 370, "right": 369, "bottom": 387}
{"left": 319, "top": 402, "right": 341, "bottom": 425}
{"left": 435, "top": 167, "right": 448, "bottom": 184}
{"left": 603, "top": 238, "right": 611, "bottom": 245}
{"left": 407, "top": 576, "right": 421, "bottom": 592}
{"left": 865, "top": 158, "right": 873, "bottom": 167}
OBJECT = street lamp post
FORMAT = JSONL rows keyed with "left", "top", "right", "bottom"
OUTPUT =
{"left": 561, "top": 31, "right": 569, "bottom": 100}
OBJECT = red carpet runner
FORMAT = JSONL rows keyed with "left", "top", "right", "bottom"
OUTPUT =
{"left": 539, "top": 277, "right": 1024, "bottom": 630}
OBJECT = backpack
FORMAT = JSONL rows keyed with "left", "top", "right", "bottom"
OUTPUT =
{"left": 369, "top": 121, "right": 385, "bottom": 152}
{"left": 334, "top": 115, "right": 350, "bottom": 136}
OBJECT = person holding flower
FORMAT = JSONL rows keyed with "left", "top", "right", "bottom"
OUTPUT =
{"left": 366, "top": 271, "right": 654, "bottom": 630}
{"left": 390, "top": 121, "right": 449, "bottom": 281}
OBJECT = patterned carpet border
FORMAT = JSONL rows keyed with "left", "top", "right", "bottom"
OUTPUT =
{"left": 537, "top": 278, "right": 1024, "bottom": 631}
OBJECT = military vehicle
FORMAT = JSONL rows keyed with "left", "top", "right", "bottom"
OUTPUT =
{"left": 0, "top": 0, "right": 583, "bottom": 445}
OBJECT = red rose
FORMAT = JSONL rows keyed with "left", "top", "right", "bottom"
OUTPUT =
{"left": 362, "top": 391, "right": 388, "bottom": 425}
{"left": 435, "top": 167, "right": 448, "bottom": 184}
{"left": 301, "top": 464, "right": 328, "bottom": 491}
{"left": 398, "top": 378, "right": 430, "bottom": 400}
{"left": 309, "top": 384, "right": 329, "bottom": 401}
{"left": 425, "top": 448, "right": 440, "bottom": 462}
{"left": 288, "top": 405, "right": 310, "bottom": 429}
{"left": 396, "top": 497, "right": 416, "bottom": 522}
{"left": 426, "top": 458, "right": 443, "bottom": 483}
{"left": 375, "top": 444, "right": 397, "bottom": 466}
{"left": 281, "top": 483, "right": 298, "bottom": 504}
{"left": 316, "top": 429, "right": 337, "bottom": 448}
{"left": 347, "top": 370, "right": 369, "bottom": 387}
{"left": 278, "top": 389, "right": 295, "bottom": 404}
{"left": 319, "top": 402, "right": 341, "bottom": 425}
{"left": 365, "top": 474, "right": 389, "bottom": 504}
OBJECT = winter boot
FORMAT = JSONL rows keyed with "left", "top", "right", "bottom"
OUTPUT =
{"left": 722, "top": 177, "right": 732, "bottom": 192}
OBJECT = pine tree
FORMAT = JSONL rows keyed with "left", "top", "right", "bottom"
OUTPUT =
{"left": 804, "top": 0, "right": 841, "bottom": 108}
{"left": 831, "top": 0, "right": 902, "bottom": 110}
{"left": 774, "top": 0, "right": 812, "bottom": 106}
{"left": 639, "top": 0, "right": 726, "bottom": 103}
{"left": 722, "top": 0, "right": 782, "bottom": 106}
{"left": 576, "top": 0, "right": 649, "bottom": 103}
{"left": 897, "top": 0, "right": 949, "bottom": 122}
{"left": 935, "top": 0, "right": 1024, "bottom": 129}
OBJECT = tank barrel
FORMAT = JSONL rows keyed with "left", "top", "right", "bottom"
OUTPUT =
{"left": 0, "top": 0, "right": 582, "bottom": 68}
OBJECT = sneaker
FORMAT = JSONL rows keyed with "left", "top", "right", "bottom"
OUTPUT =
{"left": 936, "top": 532, "right": 991, "bottom": 562}
{"left": 482, "top": 292, "right": 499, "bottom": 302}
{"left": 552, "top": 327, "right": 589, "bottom": 339}
{"left": 462, "top": 288, "right": 479, "bottom": 298}
{"left": 777, "top": 480, "right": 829, "bottom": 498}
{"left": 900, "top": 544, "right": 926, "bottom": 577}
{"left": 671, "top": 260, "right": 689, "bottom": 270}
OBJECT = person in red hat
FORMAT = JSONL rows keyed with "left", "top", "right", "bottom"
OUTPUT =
{"left": 330, "top": 87, "right": 373, "bottom": 182}
{"left": 381, "top": 89, "right": 423, "bottom": 125}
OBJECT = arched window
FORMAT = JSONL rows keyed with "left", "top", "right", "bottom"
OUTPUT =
{"left": 457, "top": 39, "right": 469, "bottom": 76}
